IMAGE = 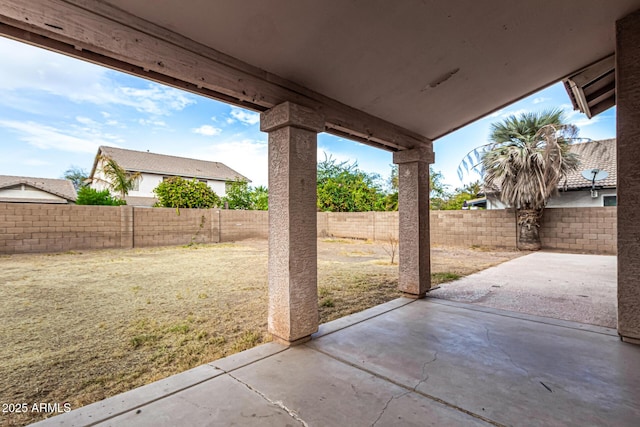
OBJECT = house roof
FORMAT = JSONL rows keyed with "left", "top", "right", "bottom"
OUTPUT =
{"left": 564, "top": 139, "right": 617, "bottom": 190}
{"left": 91, "top": 146, "right": 249, "bottom": 182}
{"left": 0, "top": 175, "right": 77, "bottom": 201}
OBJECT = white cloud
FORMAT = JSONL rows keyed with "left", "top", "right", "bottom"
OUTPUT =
{"left": 76, "top": 116, "right": 99, "bottom": 126}
{"left": 184, "top": 139, "right": 268, "bottom": 186}
{"left": 106, "top": 120, "right": 119, "bottom": 126}
{"left": 229, "top": 107, "right": 260, "bottom": 125}
{"left": 484, "top": 108, "right": 529, "bottom": 121}
{"left": 572, "top": 115, "right": 602, "bottom": 128}
{"left": 138, "top": 119, "right": 167, "bottom": 127}
{"left": 504, "top": 108, "right": 528, "bottom": 118}
{"left": 0, "top": 37, "right": 195, "bottom": 116}
{"left": 0, "top": 120, "right": 113, "bottom": 153}
{"left": 488, "top": 109, "right": 505, "bottom": 119}
{"left": 100, "top": 112, "right": 111, "bottom": 118}
{"left": 533, "top": 97, "right": 551, "bottom": 104}
{"left": 192, "top": 125, "right": 222, "bottom": 136}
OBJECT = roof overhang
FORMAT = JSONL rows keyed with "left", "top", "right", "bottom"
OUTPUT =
{"left": 1, "top": 1, "right": 639, "bottom": 150}
{"left": 563, "top": 55, "right": 616, "bottom": 119}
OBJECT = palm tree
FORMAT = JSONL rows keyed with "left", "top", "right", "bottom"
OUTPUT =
{"left": 481, "top": 109, "right": 580, "bottom": 250}
{"left": 95, "top": 154, "right": 142, "bottom": 200}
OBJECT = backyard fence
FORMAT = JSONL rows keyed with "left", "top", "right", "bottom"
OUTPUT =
{"left": 0, "top": 203, "right": 616, "bottom": 255}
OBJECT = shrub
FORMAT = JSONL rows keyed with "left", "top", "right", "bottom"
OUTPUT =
{"left": 76, "top": 187, "right": 126, "bottom": 206}
{"left": 153, "top": 177, "right": 221, "bottom": 209}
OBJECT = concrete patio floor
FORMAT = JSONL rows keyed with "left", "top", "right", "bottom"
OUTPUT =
{"left": 33, "top": 296, "right": 640, "bottom": 426}
{"left": 429, "top": 252, "right": 618, "bottom": 328}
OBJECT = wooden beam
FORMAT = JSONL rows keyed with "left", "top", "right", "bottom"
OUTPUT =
{"left": 0, "top": 0, "right": 431, "bottom": 151}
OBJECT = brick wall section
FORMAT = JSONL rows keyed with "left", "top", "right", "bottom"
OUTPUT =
{"left": 373, "top": 212, "right": 399, "bottom": 242}
{"left": 321, "top": 210, "right": 517, "bottom": 249}
{"left": 0, "top": 203, "right": 121, "bottom": 254}
{"left": 430, "top": 210, "right": 517, "bottom": 248}
{"left": 325, "top": 212, "right": 375, "bottom": 240}
{"left": 540, "top": 207, "right": 617, "bottom": 254}
{"left": 220, "top": 210, "right": 268, "bottom": 241}
{"left": 133, "top": 207, "right": 217, "bottom": 247}
{"left": 0, "top": 203, "right": 618, "bottom": 254}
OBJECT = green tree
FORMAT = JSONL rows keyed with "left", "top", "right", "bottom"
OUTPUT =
{"left": 153, "top": 177, "right": 221, "bottom": 209}
{"left": 252, "top": 185, "right": 269, "bottom": 210}
{"left": 62, "top": 166, "right": 89, "bottom": 190}
{"left": 95, "top": 154, "right": 141, "bottom": 199}
{"left": 461, "top": 109, "right": 579, "bottom": 250}
{"left": 317, "top": 156, "right": 385, "bottom": 212}
{"left": 439, "top": 181, "right": 482, "bottom": 210}
{"left": 223, "top": 179, "right": 254, "bottom": 209}
{"left": 76, "top": 187, "right": 126, "bottom": 206}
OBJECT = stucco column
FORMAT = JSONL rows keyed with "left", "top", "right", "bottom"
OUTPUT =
{"left": 616, "top": 9, "right": 640, "bottom": 344}
{"left": 260, "top": 102, "right": 324, "bottom": 344}
{"left": 393, "top": 147, "right": 434, "bottom": 297}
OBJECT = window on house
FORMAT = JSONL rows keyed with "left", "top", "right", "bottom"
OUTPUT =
{"left": 132, "top": 177, "right": 141, "bottom": 191}
{"left": 603, "top": 195, "right": 617, "bottom": 206}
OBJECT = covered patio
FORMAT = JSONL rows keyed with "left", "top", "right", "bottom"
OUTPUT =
{"left": 2, "top": 1, "right": 640, "bottom": 425}
{"left": 32, "top": 296, "right": 640, "bottom": 426}
{"left": 31, "top": 252, "right": 640, "bottom": 426}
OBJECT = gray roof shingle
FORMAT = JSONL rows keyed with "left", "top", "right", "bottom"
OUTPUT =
{"left": 563, "top": 138, "right": 616, "bottom": 190}
{"left": 93, "top": 146, "right": 249, "bottom": 182}
{"left": 0, "top": 175, "right": 77, "bottom": 201}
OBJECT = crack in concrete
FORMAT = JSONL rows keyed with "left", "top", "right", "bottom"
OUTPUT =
{"left": 310, "top": 346, "right": 507, "bottom": 427}
{"left": 228, "top": 374, "right": 308, "bottom": 427}
{"left": 413, "top": 350, "right": 439, "bottom": 391}
{"left": 484, "top": 326, "right": 530, "bottom": 377}
{"left": 371, "top": 392, "right": 410, "bottom": 427}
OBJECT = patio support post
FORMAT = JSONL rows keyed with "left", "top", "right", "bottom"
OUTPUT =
{"left": 616, "top": 9, "right": 640, "bottom": 344}
{"left": 260, "top": 101, "right": 324, "bottom": 344}
{"left": 393, "top": 147, "right": 434, "bottom": 297}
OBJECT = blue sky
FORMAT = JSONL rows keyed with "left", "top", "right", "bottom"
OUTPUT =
{"left": 0, "top": 36, "right": 616, "bottom": 191}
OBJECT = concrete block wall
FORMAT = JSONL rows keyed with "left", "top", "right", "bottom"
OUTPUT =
{"left": 0, "top": 203, "right": 618, "bottom": 254}
{"left": 540, "top": 207, "right": 617, "bottom": 254}
{"left": 372, "top": 212, "right": 399, "bottom": 242}
{"left": 0, "top": 203, "right": 122, "bottom": 254}
{"left": 324, "top": 212, "right": 375, "bottom": 240}
{"left": 220, "top": 210, "right": 268, "bottom": 241}
{"left": 430, "top": 210, "right": 517, "bottom": 249}
{"left": 133, "top": 207, "right": 219, "bottom": 247}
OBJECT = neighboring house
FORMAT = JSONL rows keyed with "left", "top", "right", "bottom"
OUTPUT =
{"left": 0, "top": 175, "right": 77, "bottom": 204}
{"left": 487, "top": 138, "right": 617, "bottom": 209}
{"left": 89, "top": 146, "right": 249, "bottom": 206}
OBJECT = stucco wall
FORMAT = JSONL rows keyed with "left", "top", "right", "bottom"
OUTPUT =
{"left": 0, "top": 203, "right": 617, "bottom": 254}
{"left": 546, "top": 189, "right": 617, "bottom": 208}
{"left": 489, "top": 189, "right": 617, "bottom": 209}
{"left": 91, "top": 159, "right": 228, "bottom": 199}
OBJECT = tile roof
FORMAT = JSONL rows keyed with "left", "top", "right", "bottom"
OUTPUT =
{"left": 563, "top": 139, "right": 616, "bottom": 190}
{"left": 0, "top": 175, "right": 77, "bottom": 201}
{"left": 93, "top": 146, "right": 249, "bottom": 182}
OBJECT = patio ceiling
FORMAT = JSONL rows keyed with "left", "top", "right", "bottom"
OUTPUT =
{"left": 95, "top": 0, "right": 640, "bottom": 138}
{"left": 1, "top": 1, "right": 640, "bottom": 148}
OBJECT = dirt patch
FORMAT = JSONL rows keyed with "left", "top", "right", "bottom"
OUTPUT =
{"left": 0, "top": 239, "right": 521, "bottom": 426}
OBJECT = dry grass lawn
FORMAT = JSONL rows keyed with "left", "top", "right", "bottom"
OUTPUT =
{"left": 0, "top": 239, "right": 521, "bottom": 426}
